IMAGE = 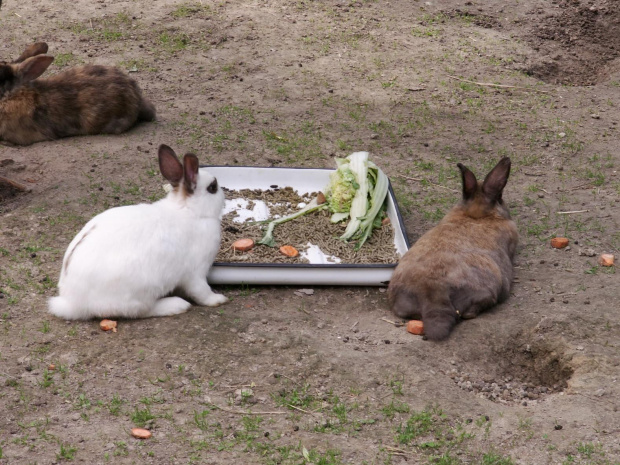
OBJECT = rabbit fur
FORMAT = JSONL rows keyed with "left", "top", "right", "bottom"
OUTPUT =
{"left": 0, "top": 42, "right": 155, "bottom": 145}
{"left": 388, "top": 157, "right": 518, "bottom": 341}
{"left": 48, "top": 145, "right": 227, "bottom": 320}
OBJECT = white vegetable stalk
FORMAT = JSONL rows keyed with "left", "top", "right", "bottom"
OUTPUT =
{"left": 340, "top": 152, "right": 369, "bottom": 241}
{"left": 352, "top": 167, "right": 389, "bottom": 250}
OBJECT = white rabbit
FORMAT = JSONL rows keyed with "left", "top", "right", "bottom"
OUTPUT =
{"left": 48, "top": 144, "right": 227, "bottom": 320}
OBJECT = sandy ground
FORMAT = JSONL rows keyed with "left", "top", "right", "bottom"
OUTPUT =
{"left": 1, "top": 0, "right": 619, "bottom": 464}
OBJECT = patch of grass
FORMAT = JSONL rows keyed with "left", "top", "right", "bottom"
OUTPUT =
{"left": 396, "top": 408, "right": 436, "bottom": 444}
{"left": 158, "top": 31, "right": 190, "bottom": 53}
{"left": 39, "top": 369, "right": 54, "bottom": 388}
{"left": 411, "top": 26, "right": 441, "bottom": 37}
{"left": 263, "top": 123, "right": 324, "bottom": 164}
{"left": 272, "top": 383, "right": 317, "bottom": 410}
{"left": 481, "top": 451, "right": 515, "bottom": 464}
{"left": 381, "top": 400, "right": 410, "bottom": 419}
{"left": 108, "top": 394, "right": 123, "bottom": 416}
{"left": 130, "top": 407, "right": 155, "bottom": 427}
{"left": 54, "top": 52, "right": 81, "bottom": 68}
{"left": 113, "top": 441, "right": 129, "bottom": 457}
{"left": 57, "top": 441, "right": 77, "bottom": 461}
{"left": 171, "top": 3, "right": 210, "bottom": 18}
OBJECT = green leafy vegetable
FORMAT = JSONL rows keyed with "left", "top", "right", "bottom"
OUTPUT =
{"left": 257, "top": 151, "right": 389, "bottom": 249}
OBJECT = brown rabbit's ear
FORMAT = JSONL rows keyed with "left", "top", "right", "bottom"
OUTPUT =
{"left": 158, "top": 144, "right": 184, "bottom": 186}
{"left": 14, "top": 43, "right": 49, "bottom": 63}
{"left": 16, "top": 55, "right": 54, "bottom": 82}
{"left": 457, "top": 163, "right": 478, "bottom": 201}
{"left": 182, "top": 154, "right": 199, "bottom": 195}
{"left": 482, "top": 157, "right": 511, "bottom": 203}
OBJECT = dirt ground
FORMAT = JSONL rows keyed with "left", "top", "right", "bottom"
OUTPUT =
{"left": 1, "top": 0, "right": 619, "bottom": 464}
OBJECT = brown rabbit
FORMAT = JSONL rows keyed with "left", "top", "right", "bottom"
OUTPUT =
{"left": 388, "top": 157, "right": 518, "bottom": 341}
{"left": 0, "top": 42, "right": 155, "bottom": 145}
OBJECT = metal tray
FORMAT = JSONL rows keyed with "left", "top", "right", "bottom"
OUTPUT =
{"left": 205, "top": 166, "right": 410, "bottom": 286}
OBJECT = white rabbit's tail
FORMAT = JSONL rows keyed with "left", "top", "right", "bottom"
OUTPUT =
{"left": 48, "top": 296, "right": 80, "bottom": 320}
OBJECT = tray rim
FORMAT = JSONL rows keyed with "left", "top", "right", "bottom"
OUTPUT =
{"left": 203, "top": 164, "right": 411, "bottom": 268}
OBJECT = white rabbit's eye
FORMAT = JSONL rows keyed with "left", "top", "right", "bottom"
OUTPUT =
{"left": 207, "top": 179, "right": 218, "bottom": 194}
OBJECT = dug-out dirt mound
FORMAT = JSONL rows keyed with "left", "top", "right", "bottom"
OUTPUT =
{"left": 524, "top": 0, "right": 620, "bottom": 85}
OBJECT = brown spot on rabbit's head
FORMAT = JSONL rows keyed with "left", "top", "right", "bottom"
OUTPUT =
{"left": 158, "top": 145, "right": 201, "bottom": 199}
{"left": 457, "top": 158, "right": 511, "bottom": 220}
{"left": 159, "top": 144, "right": 184, "bottom": 189}
{"left": 182, "top": 154, "right": 199, "bottom": 196}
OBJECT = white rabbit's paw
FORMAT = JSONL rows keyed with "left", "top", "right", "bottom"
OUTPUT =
{"left": 204, "top": 293, "right": 228, "bottom": 307}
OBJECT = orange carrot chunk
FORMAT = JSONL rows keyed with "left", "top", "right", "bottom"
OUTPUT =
{"left": 550, "top": 237, "right": 569, "bottom": 249}
{"left": 279, "top": 245, "right": 299, "bottom": 257}
{"left": 232, "top": 238, "right": 255, "bottom": 252}
{"left": 599, "top": 254, "right": 615, "bottom": 267}
{"left": 131, "top": 428, "right": 152, "bottom": 439}
{"left": 406, "top": 320, "right": 424, "bottom": 335}
{"left": 100, "top": 319, "right": 117, "bottom": 332}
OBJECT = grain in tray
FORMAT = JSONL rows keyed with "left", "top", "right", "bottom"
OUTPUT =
{"left": 217, "top": 187, "right": 399, "bottom": 265}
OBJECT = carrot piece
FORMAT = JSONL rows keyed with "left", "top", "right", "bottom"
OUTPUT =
{"left": 131, "top": 428, "right": 152, "bottom": 439}
{"left": 406, "top": 320, "right": 424, "bottom": 335}
{"left": 599, "top": 254, "right": 615, "bottom": 267}
{"left": 100, "top": 319, "right": 117, "bottom": 332}
{"left": 232, "top": 238, "right": 255, "bottom": 252}
{"left": 550, "top": 237, "right": 569, "bottom": 249}
{"left": 279, "top": 245, "right": 299, "bottom": 257}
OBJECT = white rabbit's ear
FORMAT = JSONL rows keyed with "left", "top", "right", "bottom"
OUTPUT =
{"left": 16, "top": 55, "right": 54, "bottom": 81}
{"left": 183, "top": 154, "right": 199, "bottom": 194}
{"left": 158, "top": 144, "right": 183, "bottom": 186}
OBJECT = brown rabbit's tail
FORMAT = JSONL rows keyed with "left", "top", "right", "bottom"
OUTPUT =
{"left": 138, "top": 98, "right": 156, "bottom": 122}
{"left": 423, "top": 305, "right": 459, "bottom": 341}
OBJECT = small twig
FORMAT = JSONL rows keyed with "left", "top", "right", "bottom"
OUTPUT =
{"left": 287, "top": 404, "right": 319, "bottom": 417}
{"left": 523, "top": 172, "right": 545, "bottom": 177}
{"left": 0, "top": 175, "right": 31, "bottom": 192}
{"left": 392, "top": 173, "right": 458, "bottom": 193}
{"left": 407, "top": 87, "right": 425, "bottom": 92}
{"left": 447, "top": 75, "right": 549, "bottom": 93}
{"left": 276, "top": 373, "right": 303, "bottom": 387}
{"left": 380, "top": 317, "right": 404, "bottom": 327}
{"left": 0, "top": 372, "right": 19, "bottom": 380}
{"left": 384, "top": 446, "right": 408, "bottom": 456}
{"left": 568, "top": 183, "right": 593, "bottom": 191}
{"left": 350, "top": 320, "right": 359, "bottom": 330}
{"left": 209, "top": 403, "right": 288, "bottom": 415}
{"left": 539, "top": 188, "right": 550, "bottom": 194}
{"left": 14, "top": 12, "right": 21, "bottom": 17}
{"left": 556, "top": 210, "right": 589, "bottom": 215}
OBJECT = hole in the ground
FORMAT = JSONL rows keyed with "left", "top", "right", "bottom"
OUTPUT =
{"left": 0, "top": 179, "right": 30, "bottom": 210}
{"left": 523, "top": 1, "right": 620, "bottom": 85}
{"left": 451, "top": 333, "right": 574, "bottom": 404}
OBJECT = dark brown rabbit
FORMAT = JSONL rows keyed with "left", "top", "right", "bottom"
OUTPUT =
{"left": 0, "top": 42, "right": 155, "bottom": 145}
{"left": 388, "top": 157, "right": 518, "bottom": 341}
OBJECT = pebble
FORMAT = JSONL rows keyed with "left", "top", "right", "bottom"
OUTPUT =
{"left": 579, "top": 248, "right": 596, "bottom": 257}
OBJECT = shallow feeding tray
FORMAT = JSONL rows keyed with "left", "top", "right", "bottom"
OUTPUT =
{"left": 205, "top": 166, "right": 410, "bottom": 286}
